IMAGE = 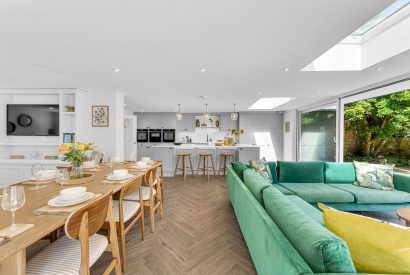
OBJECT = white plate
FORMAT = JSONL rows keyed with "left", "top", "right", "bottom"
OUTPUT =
{"left": 48, "top": 192, "right": 94, "bottom": 207}
{"left": 30, "top": 176, "right": 55, "bottom": 181}
{"left": 107, "top": 174, "right": 133, "bottom": 181}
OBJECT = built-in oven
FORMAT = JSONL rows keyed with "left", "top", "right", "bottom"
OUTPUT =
{"left": 137, "top": 129, "right": 149, "bottom": 142}
{"left": 149, "top": 129, "right": 162, "bottom": 143}
{"left": 162, "top": 129, "right": 175, "bottom": 143}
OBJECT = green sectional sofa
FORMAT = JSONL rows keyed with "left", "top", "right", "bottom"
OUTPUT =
{"left": 227, "top": 161, "right": 410, "bottom": 275}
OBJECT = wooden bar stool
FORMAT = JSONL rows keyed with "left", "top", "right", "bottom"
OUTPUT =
{"left": 174, "top": 152, "right": 194, "bottom": 181}
{"left": 196, "top": 152, "right": 216, "bottom": 180}
{"left": 218, "top": 152, "right": 235, "bottom": 176}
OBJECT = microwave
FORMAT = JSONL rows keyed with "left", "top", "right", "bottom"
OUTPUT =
{"left": 137, "top": 129, "right": 148, "bottom": 142}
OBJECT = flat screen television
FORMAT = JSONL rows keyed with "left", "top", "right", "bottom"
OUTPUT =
{"left": 7, "top": 104, "right": 59, "bottom": 136}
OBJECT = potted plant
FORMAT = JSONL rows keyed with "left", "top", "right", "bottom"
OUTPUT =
{"left": 58, "top": 142, "right": 96, "bottom": 178}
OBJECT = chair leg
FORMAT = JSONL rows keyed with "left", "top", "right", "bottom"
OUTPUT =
{"left": 120, "top": 229, "right": 127, "bottom": 271}
{"left": 158, "top": 187, "right": 164, "bottom": 219}
{"left": 218, "top": 155, "right": 223, "bottom": 176}
{"left": 203, "top": 156, "right": 206, "bottom": 177}
{"left": 189, "top": 155, "right": 194, "bottom": 176}
{"left": 150, "top": 199, "right": 156, "bottom": 233}
{"left": 183, "top": 156, "right": 186, "bottom": 182}
{"left": 174, "top": 155, "right": 180, "bottom": 176}
{"left": 210, "top": 156, "right": 216, "bottom": 176}
{"left": 223, "top": 156, "right": 227, "bottom": 175}
{"left": 206, "top": 156, "right": 209, "bottom": 181}
{"left": 140, "top": 207, "right": 145, "bottom": 241}
{"left": 196, "top": 156, "right": 201, "bottom": 178}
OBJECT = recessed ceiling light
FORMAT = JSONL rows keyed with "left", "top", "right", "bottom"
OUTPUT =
{"left": 282, "top": 68, "right": 290, "bottom": 72}
{"left": 257, "top": 91, "right": 262, "bottom": 96}
{"left": 375, "top": 67, "right": 383, "bottom": 71}
{"left": 248, "top": 97, "right": 294, "bottom": 110}
{"left": 114, "top": 68, "right": 120, "bottom": 72}
{"left": 200, "top": 68, "right": 206, "bottom": 72}
{"left": 317, "top": 91, "right": 321, "bottom": 95}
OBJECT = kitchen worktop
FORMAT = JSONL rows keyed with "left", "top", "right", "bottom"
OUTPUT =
{"left": 151, "top": 144, "right": 259, "bottom": 149}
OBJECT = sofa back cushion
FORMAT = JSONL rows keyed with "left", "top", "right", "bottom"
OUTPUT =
{"left": 325, "top": 162, "right": 356, "bottom": 183}
{"left": 267, "top": 161, "right": 278, "bottom": 183}
{"left": 243, "top": 169, "right": 272, "bottom": 206}
{"left": 278, "top": 161, "right": 325, "bottom": 183}
{"left": 231, "top": 162, "right": 251, "bottom": 181}
{"left": 263, "top": 186, "right": 356, "bottom": 273}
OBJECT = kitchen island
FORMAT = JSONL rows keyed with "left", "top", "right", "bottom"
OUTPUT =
{"left": 143, "top": 144, "right": 260, "bottom": 177}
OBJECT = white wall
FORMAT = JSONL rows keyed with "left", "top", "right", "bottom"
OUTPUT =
{"left": 77, "top": 91, "right": 124, "bottom": 159}
{"left": 283, "top": 110, "right": 297, "bottom": 161}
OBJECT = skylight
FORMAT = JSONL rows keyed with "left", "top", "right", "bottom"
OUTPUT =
{"left": 248, "top": 98, "right": 293, "bottom": 110}
{"left": 352, "top": 0, "right": 409, "bottom": 36}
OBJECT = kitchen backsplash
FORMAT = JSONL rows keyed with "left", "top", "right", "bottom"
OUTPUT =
{"left": 176, "top": 127, "right": 231, "bottom": 143}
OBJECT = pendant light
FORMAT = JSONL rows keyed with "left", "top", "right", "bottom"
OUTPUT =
{"left": 204, "top": 103, "right": 211, "bottom": 120}
{"left": 176, "top": 104, "right": 183, "bottom": 121}
{"left": 231, "top": 103, "right": 238, "bottom": 120}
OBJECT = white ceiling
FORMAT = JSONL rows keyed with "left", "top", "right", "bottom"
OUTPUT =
{"left": 1, "top": 0, "right": 409, "bottom": 112}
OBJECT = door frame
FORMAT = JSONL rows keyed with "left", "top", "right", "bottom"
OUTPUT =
{"left": 124, "top": 115, "right": 137, "bottom": 160}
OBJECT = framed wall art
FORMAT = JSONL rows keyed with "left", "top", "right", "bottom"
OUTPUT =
{"left": 92, "top": 105, "right": 109, "bottom": 127}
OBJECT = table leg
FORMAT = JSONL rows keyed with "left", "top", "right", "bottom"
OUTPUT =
{"left": 0, "top": 249, "right": 26, "bottom": 275}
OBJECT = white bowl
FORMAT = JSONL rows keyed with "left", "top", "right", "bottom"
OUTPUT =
{"left": 39, "top": 170, "right": 56, "bottom": 179}
{"left": 60, "top": 187, "right": 86, "bottom": 201}
{"left": 141, "top": 157, "right": 150, "bottom": 162}
{"left": 113, "top": 169, "right": 128, "bottom": 178}
{"left": 136, "top": 161, "right": 148, "bottom": 168}
{"left": 83, "top": 161, "right": 95, "bottom": 168}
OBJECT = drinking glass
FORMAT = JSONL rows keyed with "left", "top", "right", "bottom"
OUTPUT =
{"left": 1, "top": 186, "right": 26, "bottom": 230}
{"left": 107, "top": 157, "right": 115, "bottom": 175}
{"left": 56, "top": 168, "right": 69, "bottom": 186}
{"left": 31, "top": 164, "right": 43, "bottom": 190}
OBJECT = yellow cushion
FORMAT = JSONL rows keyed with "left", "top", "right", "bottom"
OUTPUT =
{"left": 318, "top": 203, "right": 410, "bottom": 274}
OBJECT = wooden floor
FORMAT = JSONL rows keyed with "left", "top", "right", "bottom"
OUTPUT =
{"left": 91, "top": 175, "right": 257, "bottom": 275}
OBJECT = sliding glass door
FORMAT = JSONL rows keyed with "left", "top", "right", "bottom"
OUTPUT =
{"left": 299, "top": 104, "right": 337, "bottom": 162}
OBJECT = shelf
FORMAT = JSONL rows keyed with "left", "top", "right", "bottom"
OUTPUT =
{"left": 62, "top": 112, "right": 75, "bottom": 115}
{"left": 0, "top": 143, "right": 60, "bottom": 146}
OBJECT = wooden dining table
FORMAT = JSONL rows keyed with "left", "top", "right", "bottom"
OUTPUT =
{"left": 0, "top": 161, "right": 162, "bottom": 275}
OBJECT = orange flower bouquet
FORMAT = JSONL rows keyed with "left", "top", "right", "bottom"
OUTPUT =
{"left": 58, "top": 142, "right": 95, "bottom": 178}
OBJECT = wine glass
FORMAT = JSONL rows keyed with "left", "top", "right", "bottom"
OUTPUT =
{"left": 30, "top": 164, "right": 43, "bottom": 190}
{"left": 107, "top": 157, "right": 115, "bottom": 175}
{"left": 1, "top": 186, "right": 26, "bottom": 230}
{"left": 56, "top": 168, "right": 69, "bottom": 186}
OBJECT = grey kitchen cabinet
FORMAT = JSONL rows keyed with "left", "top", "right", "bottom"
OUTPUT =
{"left": 137, "top": 114, "right": 176, "bottom": 129}
{"left": 137, "top": 115, "right": 150, "bottom": 129}
{"left": 137, "top": 144, "right": 154, "bottom": 160}
{"left": 160, "top": 114, "right": 177, "bottom": 129}
{"left": 238, "top": 147, "right": 260, "bottom": 163}
{"left": 220, "top": 114, "right": 238, "bottom": 132}
{"left": 177, "top": 115, "right": 196, "bottom": 132}
{"left": 153, "top": 147, "right": 175, "bottom": 176}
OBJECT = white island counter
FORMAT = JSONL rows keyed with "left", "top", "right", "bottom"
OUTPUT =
{"left": 145, "top": 144, "right": 260, "bottom": 177}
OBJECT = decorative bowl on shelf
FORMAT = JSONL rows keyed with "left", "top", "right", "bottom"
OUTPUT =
{"left": 65, "top": 106, "right": 75, "bottom": 112}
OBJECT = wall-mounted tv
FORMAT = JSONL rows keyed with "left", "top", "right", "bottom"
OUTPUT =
{"left": 7, "top": 104, "right": 59, "bottom": 136}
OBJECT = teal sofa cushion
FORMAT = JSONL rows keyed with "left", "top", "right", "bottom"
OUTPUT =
{"left": 243, "top": 169, "right": 271, "bottom": 206}
{"left": 231, "top": 162, "right": 250, "bottom": 181}
{"left": 279, "top": 183, "right": 355, "bottom": 203}
{"left": 325, "top": 162, "right": 355, "bottom": 183}
{"left": 263, "top": 187, "right": 356, "bottom": 273}
{"left": 267, "top": 161, "right": 278, "bottom": 183}
{"left": 278, "top": 161, "right": 325, "bottom": 183}
{"left": 393, "top": 173, "right": 410, "bottom": 193}
{"left": 286, "top": 195, "right": 324, "bottom": 225}
{"left": 227, "top": 167, "right": 313, "bottom": 275}
{"left": 329, "top": 184, "right": 410, "bottom": 204}
{"left": 272, "top": 184, "right": 293, "bottom": 195}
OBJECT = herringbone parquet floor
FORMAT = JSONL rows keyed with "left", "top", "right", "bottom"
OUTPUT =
{"left": 91, "top": 175, "right": 257, "bottom": 275}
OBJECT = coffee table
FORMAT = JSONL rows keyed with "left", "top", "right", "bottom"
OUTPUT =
{"left": 396, "top": 208, "right": 410, "bottom": 226}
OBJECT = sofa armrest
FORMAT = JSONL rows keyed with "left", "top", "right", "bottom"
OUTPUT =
{"left": 394, "top": 173, "right": 410, "bottom": 193}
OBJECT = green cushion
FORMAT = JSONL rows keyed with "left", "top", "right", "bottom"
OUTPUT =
{"left": 267, "top": 161, "right": 278, "bottom": 183}
{"left": 393, "top": 173, "right": 410, "bottom": 193}
{"left": 286, "top": 195, "right": 324, "bottom": 225}
{"left": 329, "top": 184, "right": 410, "bottom": 204}
{"left": 272, "top": 184, "right": 293, "bottom": 195}
{"left": 325, "top": 162, "right": 355, "bottom": 183}
{"left": 231, "top": 162, "right": 250, "bottom": 181}
{"left": 279, "top": 183, "right": 355, "bottom": 203}
{"left": 228, "top": 168, "right": 313, "bottom": 275}
{"left": 278, "top": 161, "right": 325, "bottom": 183}
{"left": 263, "top": 187, "right": 355, "bottom": 273}
{"left": 243, "top": 169, "right": 271, "bottom": 206}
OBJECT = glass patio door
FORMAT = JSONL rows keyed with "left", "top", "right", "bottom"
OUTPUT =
{"left": 299, "top": 104, "right": 337, "bottom": 162}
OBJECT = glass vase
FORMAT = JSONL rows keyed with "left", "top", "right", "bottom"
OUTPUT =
{"left": 70, "top": 163, "right": 83, "bottom": 179}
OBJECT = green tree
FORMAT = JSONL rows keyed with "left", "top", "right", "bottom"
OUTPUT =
{"left": 344, "top": 90, "right": 410, "bottom": 156}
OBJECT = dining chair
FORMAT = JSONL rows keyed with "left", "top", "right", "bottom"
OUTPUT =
{"left": 124, "top": 167, "right": 163, "bottom": 233}
{"left": 27, "top": 192, "right": 122, "bottom": 275}
{"left": 102, "top": 176, "right": 144, "bottom": 272}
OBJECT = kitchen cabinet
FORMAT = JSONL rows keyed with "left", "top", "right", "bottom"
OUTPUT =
{"left": 177, "top": 115, "right": 196, "bottom": 132}
{"left": 238, "top": 147, "right": 260, "bottom": 163}
{"left": 137, "top": 144, "right": 154, "bottom": 160}
{"left": 160, "top": 115, "right": 177, "bottom": 129}
{"left": 153, "top": 147, "right": 175, "bottom": 176}
{"left": 137, "top": 114, "right": 177, "bottom": 129}
{"left": 220, "top": 114, "right": 238, "bottom": 132}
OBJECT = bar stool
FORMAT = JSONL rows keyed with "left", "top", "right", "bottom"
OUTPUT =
{"left": 174, "top": 151, "right": 194, "bottom": 181}
{"left": 218, "top": 152, "right": 235, "bottom": 176}
{"left": 196, "top": 152, "right": 216, "bottom": 180}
